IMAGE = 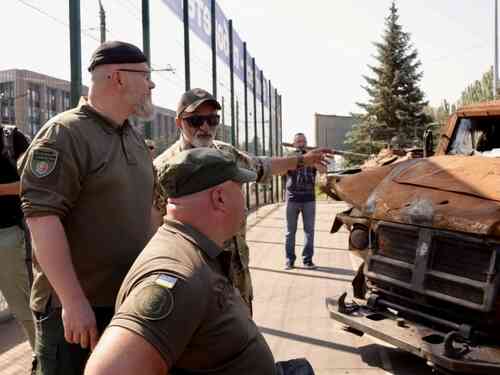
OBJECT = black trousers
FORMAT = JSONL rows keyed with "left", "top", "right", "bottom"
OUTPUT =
{"left": 33, "top": 306, "right": 114, "bottom": 375}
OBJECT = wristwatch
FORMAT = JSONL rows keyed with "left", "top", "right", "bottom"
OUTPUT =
{"left": 296, "top": 154, "right": 305, "bottom": 169}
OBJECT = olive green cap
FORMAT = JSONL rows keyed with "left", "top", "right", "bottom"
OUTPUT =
{"left": 176, "top": 88, "right": 221, "bottom": 117}
{"left": 158, "top": 148, "right": 256, "bottom": 198}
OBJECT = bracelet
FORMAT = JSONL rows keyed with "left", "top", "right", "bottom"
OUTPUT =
{"left": 296, "top": 154, "right": 304, "bottom": 169}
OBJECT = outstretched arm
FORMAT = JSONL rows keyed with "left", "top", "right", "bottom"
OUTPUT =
{"left": 0, "top": 182, "right": 20, "bottom": 196}
{"left": 270, "top": 148, "right": 333, "bottom": 176}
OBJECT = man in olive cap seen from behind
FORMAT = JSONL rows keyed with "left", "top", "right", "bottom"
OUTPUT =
{"left": 19, "top": 40, "right": 157, "bottom": 375}
{"left": 86, "top": 148, "right": 279, "bottom": 374}
{"left": 153, "top": 88, "right": 332, "bottom": 314}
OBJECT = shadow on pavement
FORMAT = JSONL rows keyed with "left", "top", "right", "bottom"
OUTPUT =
{"left": 250, "top": 266, "right": 351, "bottom": 282}
{"left": 359, "top": 344, "right": 433, "bottom": 375}
{"left": 247, "top": 239, "right": 346, "bottom": 252}
{"left": 0, "top": 319, "right": 27, "bottom": 355}
{"left": 253, "top": 224, "right": 335, "bottom": 233}
{"left": 314, "top": 266, "right": 355, "bottom": 276}
{"left": 259, "top": 326, "right": 359, "bottom": 354}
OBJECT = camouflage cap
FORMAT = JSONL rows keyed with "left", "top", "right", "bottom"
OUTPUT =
{"left": 158, "top": 148, "right": 256, "bottom": 198}
{"left": 176, "top": 88, "right": 221, "bottom": 117}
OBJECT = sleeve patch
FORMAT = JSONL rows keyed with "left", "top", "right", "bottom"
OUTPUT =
{"left": 30, "top": 147, "right": 59, "bottom": 178}
{"left": 133, "top": 283, "right": 174, "bottom": 321}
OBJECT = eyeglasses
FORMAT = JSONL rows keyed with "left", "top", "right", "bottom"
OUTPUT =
{"left": 182, "top": 114, "right": 220, "bottom": 128}
{"left": 115, "top": 69, "right": 152, "bottom": 81}
{"left": 116, "top": 68, "right": 151, "bottom": 74}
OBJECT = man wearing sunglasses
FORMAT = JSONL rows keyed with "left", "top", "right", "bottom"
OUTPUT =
{"left": 153, "top": 88, "right": 332, "bottom": 314}
{"left": 18, "top": 41, "right": 157, "bottom": 375}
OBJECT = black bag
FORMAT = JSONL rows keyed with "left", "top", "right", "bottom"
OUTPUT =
{"left": 276, "top": 358, "right": 315, "bottom": 375}
{"left": 1, "top": 124, "right": 17, "bottom": 169}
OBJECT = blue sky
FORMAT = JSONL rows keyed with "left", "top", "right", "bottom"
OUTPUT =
{"left": 1, "top": 1, "right": 495, "bottom": 144}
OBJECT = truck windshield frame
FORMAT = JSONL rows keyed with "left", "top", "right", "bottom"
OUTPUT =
{"left": 448, "top": 116, "right": 500, "bottom": 156}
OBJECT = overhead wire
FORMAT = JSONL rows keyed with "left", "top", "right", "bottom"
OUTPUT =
{"left": 17, "top": 0, "right": 100, "bottom": 43}
{"left": 16, "top": 0, "right": 261, "bottom": 110}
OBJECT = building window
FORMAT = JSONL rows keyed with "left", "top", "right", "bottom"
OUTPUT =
{"left": 62, "top": 91, "right": 71, "bottom": 111}
{"left": 47, "top": 87, "right": 58, "bottom": 119}
{"left": 28, "top": 84, "right": 42, "bottom": 135}
{"left": 0, "top": 81, "right": 15, "bottom": 125}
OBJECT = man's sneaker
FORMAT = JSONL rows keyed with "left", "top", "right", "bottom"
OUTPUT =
{"left": 303, "top": 261, "right": 317, "bottom": 269}
{"left": 285, "top": 261, "right": 294, "bottom": 270}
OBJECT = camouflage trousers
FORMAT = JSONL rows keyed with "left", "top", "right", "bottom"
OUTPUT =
{"left": 0, "top": 225, "right": 36, "bottom": 349}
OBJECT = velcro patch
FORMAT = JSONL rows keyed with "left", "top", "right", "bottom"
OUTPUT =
{"left": 134, "top": 284, "right": 174, "bottom": 321}
{"left": 30, "top": 147, "right": 59, "bottom": 178}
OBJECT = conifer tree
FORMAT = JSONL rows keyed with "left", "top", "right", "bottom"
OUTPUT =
{"left": 351, "top": 1, "right": 430, "bottom": 154}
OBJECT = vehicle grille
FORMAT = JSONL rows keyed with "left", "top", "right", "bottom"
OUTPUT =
{"left": 366, "top": 222, "right": 499, "bottom": 312}
{"left": 377, "top": 225, "right": 419, "bottom": 264}
{"left": 370, "top": 258, "right": 413, "bottom": 283}
{"left": 429, "top": 235, "right": 492, "bottom": 282}
{"left": 425, "top": 274, "right": 484, "bottom": 305}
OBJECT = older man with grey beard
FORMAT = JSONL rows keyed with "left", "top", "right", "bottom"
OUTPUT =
{"left": 153, "top": 88, "right": 332, "bottom": 315}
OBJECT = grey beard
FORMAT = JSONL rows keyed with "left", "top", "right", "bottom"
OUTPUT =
{"left": 191, "top": 135, "right": 214, "bottom": 148}
{"left": 133, "top": 99, "right": 156, "bottom": 121}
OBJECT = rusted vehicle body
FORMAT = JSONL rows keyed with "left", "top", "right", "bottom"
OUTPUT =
{"left": 324, "top": 101, "right": 500, "bottom": 374}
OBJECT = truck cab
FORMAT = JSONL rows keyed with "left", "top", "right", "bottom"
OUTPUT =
{"left": 324, "top": 101, "right": 500, "bottom": 374}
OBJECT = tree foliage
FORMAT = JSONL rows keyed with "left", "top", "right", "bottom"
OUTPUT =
{"left": 457, "top": 67, "right": 495, "bottom": 106}
{"left": 346, "top": 1, "right": 430, "bottom": 163}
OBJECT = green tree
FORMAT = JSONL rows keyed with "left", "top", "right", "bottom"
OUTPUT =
{"left": 457, "top": 67, "right": 495, "bottom": 106}
{"left": 351, "top": 1, "right": 430, "bottom": 156}
{"left": 425, "top": 99, "right": 455, "bottom": 127}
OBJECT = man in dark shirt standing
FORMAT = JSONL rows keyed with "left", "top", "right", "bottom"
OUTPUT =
{"left": 18, "top": 41, "right": 156, "bottom": 375}
{"left": 284, "top": 133, "right": 326, "bottom": 270}
{"left": 0, "top": 124, "right": 35, "bottom": 348}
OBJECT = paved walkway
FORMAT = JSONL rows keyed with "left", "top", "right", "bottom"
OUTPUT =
{"left": 0, "top": 201, "right": 432, "bottom": 374}
{"left": 248, "top": 202, "right": 431, "bottom": 375}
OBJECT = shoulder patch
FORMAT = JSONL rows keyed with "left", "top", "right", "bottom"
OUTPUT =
{"left": 134, "top": 283, "right": 174, "bottom": 321}
{"left": 30, "top": 147, "right": 59, "bottom": 178}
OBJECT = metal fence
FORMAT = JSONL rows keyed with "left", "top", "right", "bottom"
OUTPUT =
{"left": 1, "top": 0, "right": 285, "bottom": 211}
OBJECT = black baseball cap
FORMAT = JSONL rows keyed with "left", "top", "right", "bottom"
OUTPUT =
{"left": 88, "top": 41, "right": 148, "bottom": 72}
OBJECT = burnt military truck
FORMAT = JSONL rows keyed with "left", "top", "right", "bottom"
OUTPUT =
{"left": 324, "top": 101, "right": 500, "bottom": 374}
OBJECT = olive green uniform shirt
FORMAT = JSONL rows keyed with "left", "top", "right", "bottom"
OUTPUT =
{"left": 110, "top": 220, "right": 276, "bottom": 374}
{"left": 18, "top": 100, "right": 154, "bottom": 312}
{"left": 153, "top": 138, "right": 272, "bottom": 307}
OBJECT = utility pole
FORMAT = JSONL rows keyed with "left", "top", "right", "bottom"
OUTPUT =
{"left": 495, "top": 0, "right": 498, "bottom": 98}
{"left": 99, "top": 0, "right": 106, "bottom": 43}
{"left": 69, "top": 0, "right": 82, "bottom": 107}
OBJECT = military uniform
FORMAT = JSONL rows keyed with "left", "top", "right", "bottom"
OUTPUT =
{"left": 19, "top": 99, "right": 154, "bottom": 312}
{"left": 111, "top": 219, "right": 276, "bottom": 374}
{"left": 154, "top": 137, "right": 272, "bottom": 312}
{"left": 18, "top": 99, "right": 154, "bottom": 374}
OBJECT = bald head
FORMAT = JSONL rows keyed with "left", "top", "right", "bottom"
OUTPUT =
{"left": 87, "top": 61, "right": 155, "bottom": 125}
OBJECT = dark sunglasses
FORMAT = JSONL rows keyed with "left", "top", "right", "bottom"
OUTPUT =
{"left": 183, "top": 114, "right": 220, "bottom": 128}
